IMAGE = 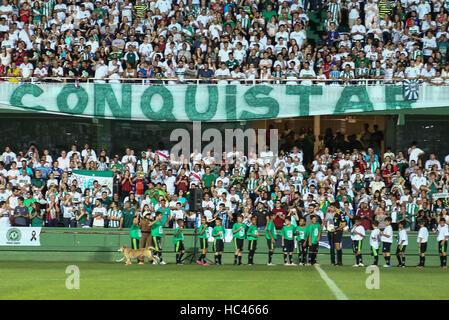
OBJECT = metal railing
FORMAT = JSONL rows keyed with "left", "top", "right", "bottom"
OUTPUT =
{"left": 0, "top": 76, "right": 447, "bottom": 86}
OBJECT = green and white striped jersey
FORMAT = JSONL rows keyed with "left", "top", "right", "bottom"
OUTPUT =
{"left": 406, "top": 203, "right": 418, "bottom": 222}
{"left": 370, "top": 68, "right": 385, "bottom": 77}
{"left": 411, "top": 49, "right": 423, "bottom": 60}
{"left": 341, "top": 70, "right": 355, "bottom": 79}
{"left": 237, "top": 17, "right": 251, "bottom": 29}
{"left": 42, "top": 0, "right": 56, "bottom": 18}
{"left": 328, "top": 1, "right": 341, "bottom": 21}
{"left": 247, "top": 178, "right": 259, "bottom": 191}
{"left": 356, "top": 67, "right": 369, "bottom": 77}
{"left": 107, "top": 209, "right": 122, "bottom": 228}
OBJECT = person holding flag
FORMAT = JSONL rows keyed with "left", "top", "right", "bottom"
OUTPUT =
{"left": 155, "top": 143, "right": 169, "bottom": 163}
{"left": 189, "top": 164, "right": 203, "bottom": 188}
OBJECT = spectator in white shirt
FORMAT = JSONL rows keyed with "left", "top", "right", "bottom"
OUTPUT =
{"left": 215, "top": 62, "right": 230, "bottom": 85}
{"left": 33, "top": 61, "right": 48, "bottom": 80}
{"left": 93, "top": 59, "right": 108, "bottom": 83}
{"left": 411, "top": 169, "right": 428, "bottom": 195}
{"left": 424, "top": 153, "right": 441, "bottom": 171}
{"left": 57, "top": 151, "right": 70, "bottom": 171}
{"left": 351, "top": 18, "right": 366, "bottom": 41}
{"left": 19, "top": 56, "right": 33, "bottom": 80}
{"left": 408, "top": 142, "right": 425, "bottom": 164}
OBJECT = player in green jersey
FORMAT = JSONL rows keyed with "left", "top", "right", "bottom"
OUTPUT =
{"left": 173, "top": 219, "right": 185, "bottom": 265}
{"left": 130, "top": 217, "right": 142, "bottom": 264}
{"left": 212, "top": 218, "right": 225, "bottom": 265}
{"left": 308, "top": 215, "right": 322, "bottom": 266}
{"left": 247, "top": 216, "right": 259, "bottom": 266}
{"left": 296, "top": 217, "right": 309, "bottom": 266}
{"left": 149, "top": 212, "right": 166, "bottom": 264}
{"left": 265, "top": 214, "right": 277, "bottom": 265}
{"left": 281, "top": 217, "right": 296, "bottom": 265}
{"left": 127, "top": 217, "right": 143, "bottom": 264}
{"left": 197, "top": 216, "right": 210, "bottom": 266}
{"left": 232, "top": 215, "right": 246, "bottom": 265}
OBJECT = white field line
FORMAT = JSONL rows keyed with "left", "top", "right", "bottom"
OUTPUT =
{"left": 314, "top": 266, "right": 349, "bottom": 300}
{"left": 0, "top": 278, "right": 323, "bottom": 282}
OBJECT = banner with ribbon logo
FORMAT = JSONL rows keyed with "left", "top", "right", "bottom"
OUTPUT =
{"left": 207, "top": 227, "right": 233, "bottom": 243}
{"left": 0, "top": 227, "right": 41, "bottom": 246}
{"left": 71, "top": 170, "right": 114, "bottom": 192}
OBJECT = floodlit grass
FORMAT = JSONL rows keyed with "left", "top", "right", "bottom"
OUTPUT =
{"left": 1, "top": 253, "right": 447, "bottom": 300}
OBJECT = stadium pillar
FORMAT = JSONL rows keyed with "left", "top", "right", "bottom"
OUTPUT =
{"left": 313, "top": 115, "right": 320, "bottom": 153}
{"left": 96, "top": 119, "right": 112, "bottom": 151}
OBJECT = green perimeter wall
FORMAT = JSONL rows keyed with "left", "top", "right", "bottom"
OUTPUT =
{"left": 0, "top": 228, "right": 439, "bottom": 262}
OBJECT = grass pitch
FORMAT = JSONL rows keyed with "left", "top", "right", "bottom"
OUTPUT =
{"left": 1, "top": 253, "right": 448, "bottom": 300}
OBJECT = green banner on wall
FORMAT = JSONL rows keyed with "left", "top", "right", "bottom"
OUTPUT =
{"left": 2, "top": 83, "right": 449, "bottom": 121}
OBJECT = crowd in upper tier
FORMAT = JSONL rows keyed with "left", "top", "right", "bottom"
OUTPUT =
{"left": 0, "top": 0, "right": 448, "bottom": 84}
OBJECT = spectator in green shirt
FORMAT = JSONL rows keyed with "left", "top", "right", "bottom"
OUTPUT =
{"left": 223, "top": 14, "right": 236, "bottom": 29}
{"left": 100, "top": 191, "right": 112, "bottom": 208}
{"left": 30, "top": 202, "right": 43, "bottom": 227}
{"left": 122, "top": 201, "right": 136, "bottom": 228}
{"left": 355, "top": 52, "right": 370, "bottom": 68}
{"left": 93, "top": 2, "right": 107, "bottom": 21}
{"left": 157, "top": 199, "right": 171, "bottom": 227}
{"left": 225, "top": 53, "right": 239, "bottom": 70}
{"left": 110, "top": 155, "right": 123, "bottom": 171}
{"left": 262, "top": 4, "right": 277, "bottom": 21}
{"left": 202, "top": 167, "right": 216, "bottom": 189}
{"left": 396, "top": 205, "right": 411, "bottom": 230}
{"left": 437, "top": 34, "right": 449, "bottom": 64}
{"left": 124, "top": 45, "right": 138, "bottom": 65}
{"left": 31, "top": 171, "right": 45, "bottom": 193}
{"left": 76, "top": 206, "right": 89, "bottom": 228}
{"left": 24, "top": 191, "right": 36, "bottom": 214}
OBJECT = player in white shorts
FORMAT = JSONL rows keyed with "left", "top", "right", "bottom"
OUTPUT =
{"left": 370, "top": 221, "right": 381, "bottom": 266}
{"left": 350, "top": 216, "right": 365, "bottom": 267}
{"left": 395, "top": 221, "right": 408, "bottom": 267}
{"left": 380, "top": 217, "right": 393, "bottom": 267}
{"left": 436, "top": 219, "right": 449, "bottom": 268}
{"left": 417, "top": 219, "right": 429, "bottom": 268}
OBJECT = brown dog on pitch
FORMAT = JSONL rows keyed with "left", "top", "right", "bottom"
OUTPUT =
{"left": 116, "top": 245, "right": 160, "bottom": 265}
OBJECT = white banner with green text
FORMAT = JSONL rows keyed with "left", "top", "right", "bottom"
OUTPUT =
{"left": 1, "top": 83, "right": 448, "bottom": 121}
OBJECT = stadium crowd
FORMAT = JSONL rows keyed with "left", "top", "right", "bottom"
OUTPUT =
{"left": 0, "top": 124, "right": 449, "bottom": 235}
{"left": 0, "top": 0, "right": 448, "bottom": 83}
